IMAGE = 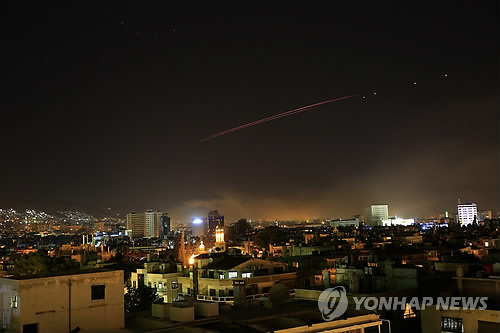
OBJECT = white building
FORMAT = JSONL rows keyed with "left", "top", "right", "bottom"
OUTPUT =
{"left": 0, "top": 270, "right": 124, "bottom": 333}
{"left": 364, "top": 205, "right": 389, "bottom": 226}
{"left": 382, "top": 217, "right": 415, "bottom": 226}
{"left": 458, "top": 203, "right": 478, "bottom": 225}
{"left": 131, "top": 263, "right": 182, "bottom": 303}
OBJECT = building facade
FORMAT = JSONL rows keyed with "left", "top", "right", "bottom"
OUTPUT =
{"left": 364, "top": 205, "right": 389, "bottom": 226}
{"left": 0, "top": 270, "right": 124, "bottom": 333}
{"left": 160, "top": 213, "right": 171, "bottom": 239}
{"left": 478, "top": 210, "right": 492, "bottom": 222}
{"left": 458, "top": 203, "right": 478, "bottom": 225}
{"left": 126, "top": 212, "right": 145, "bottom": 238}
{"left": 130, "top": 263, "right": 182, "bottom": 303}
{"left": 207, "top": 210, "right": 224, "bottom": 236}
{"left": 126, "top": 210, "right": 165, "bottom": 238}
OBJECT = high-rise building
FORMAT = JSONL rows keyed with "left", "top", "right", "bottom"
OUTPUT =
{"left": 126, "top": 212, "right": 146, "bottom": 238}
{"left": 160, "top": 213, "right": 171, "bottom": 239}
{"left": 458, "top": 203, "right": 478, "bottom": 225}
{"left": 364, "top": 205, "right": 389, "bottom": 226}
{"left": 208, "top": 210, "right": 224, "bottom": 235}
{"left": 126, "top": 210, "right": 165, "bottom": 238}
{"left": 228, "top": 218, "right": 250, "bottom": 243}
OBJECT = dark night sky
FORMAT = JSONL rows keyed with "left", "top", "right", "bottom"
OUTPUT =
{"left": 1, "top": 2, "right": 498, "bottom": 222}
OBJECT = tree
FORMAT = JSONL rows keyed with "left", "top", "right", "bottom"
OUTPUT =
{"left": 9, "top": 251, "right": 78, "bottom": 277}
{"left": 253, "top": 226, "right": 288, "bottom": 250}
{"left": 124, "top": 285, "right": 161, "bottom": 313}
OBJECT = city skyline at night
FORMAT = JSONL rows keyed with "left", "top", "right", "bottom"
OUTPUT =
{"left": 1, "top": 3, "right": 498, "bottom": 226}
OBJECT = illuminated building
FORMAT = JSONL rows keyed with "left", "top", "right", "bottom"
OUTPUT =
{"left": 458, "top": 202, "right": 478, "bottom": 225}
{"left": 364, "top": 204, "right": 389, "bottom": 226}
{"left": 381, "top": 217, "right": 415, "bottom": 226}
{"left": 0, "top": 270, "right": 125, "bottom": 332}
{"left": 192, "top": 218, "right": 207, "bottom": 237}
{"left": 214, "top": 226, "right": 225, "bottom": 252}
{"left": 177, "top": 255, "right": 294, "bottom": 300}
{"left": 126, "top": 212, "right": 145, "bottom": 238}
{"left": 126, "top": 210, "right": 166, "bottom": 238}
{"left": 208, "top": 210, "right": 224, "bottom": 236}
{"left": 145, "top": 210, "right": 164, "bottom": 238}
{"left": 327, "top": 217, "right": 360, "bottom": 227}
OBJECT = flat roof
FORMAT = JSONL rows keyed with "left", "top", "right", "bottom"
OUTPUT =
{"left": 2, "top": 268, "right": 123, "bottom": 280}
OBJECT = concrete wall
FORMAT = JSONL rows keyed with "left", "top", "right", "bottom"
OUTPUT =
{"left": 274, "top": 314, "right": 381, "bottom": 333}
{"left": 0, "top": 271, "right": 124, "bottom": 333}
{"left": 0, "top": 278, "right": 20, "bottom": 331}
{"left": 169, "top": 306, "right": 194, "bottom": 322}
{"left": 391, "top": 268, "right": 418, "bottom": 290}
{"left": 151, "top": 303, "right": 169, "bottom": 320}
{"left": 434, "top": 262, "right": 474, "bottom": 275}
{"left": 194, "top": 301, "right": 218, "bottom": 317}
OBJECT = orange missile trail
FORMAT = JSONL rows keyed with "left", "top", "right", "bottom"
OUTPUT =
{"left": 200, "top": 94, "right": 359, "bottom": 142}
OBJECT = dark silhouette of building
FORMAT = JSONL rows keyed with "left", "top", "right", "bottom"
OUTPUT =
{"left": 228, "top": 218, "right": 250, "bottom": 243}
{"left": 160, "top": 213, "right": 171, "bottom": 239}
{"left": 208, "top": 210, "right": 224, "bottom": 236}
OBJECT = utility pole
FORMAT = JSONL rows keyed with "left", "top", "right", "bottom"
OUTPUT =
{"left": 68, "top": 279, "right": 72, "bottom": 333}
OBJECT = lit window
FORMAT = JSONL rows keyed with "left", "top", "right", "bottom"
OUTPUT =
{"left": 292, "top": 262, "right": 299, "bottom": 268}
{"left": 403, "top": 303, "right": 417, "bottom": 319}
{"left": 171, "top": 281, "right": 178, "bottom": 289}
{"left": 228, "top": 271, "right": 238, "bottom": 279}
{"left": 158, "top": 282, "right": 162, "bottom": 289}
{"left": 242, "top": 272, "right": 252, "bottom": 278}
{"left": 11, "top": 296, "right": 18, "bottom": 308}
{"left": 91, "top": 285, "right": 105, "bottom": 300}
{"left": 219, "top": 273, "right": 225, "bottom": 279}
{"left": 441, "top": 317, "right": 463, "bottom": 333}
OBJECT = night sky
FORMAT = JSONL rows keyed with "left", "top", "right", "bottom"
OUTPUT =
{"left": 2, "top": 2, "right": 498, "bottom": 222}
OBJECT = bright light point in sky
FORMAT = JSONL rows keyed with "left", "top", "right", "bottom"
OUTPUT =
{"left": 192, "top": 218, "right": 203, "bottom": 224}
{"left": 362, "top": 96, "right": 366, "bottom": 99}
{"left": 373, "top": 92, "right": 377, "bottom": 95}
{"left": 444, "top": 74, "right": 448, "bottom": 77}
{"left": 413, "top": 82, "right": 417, "bottom": 85}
